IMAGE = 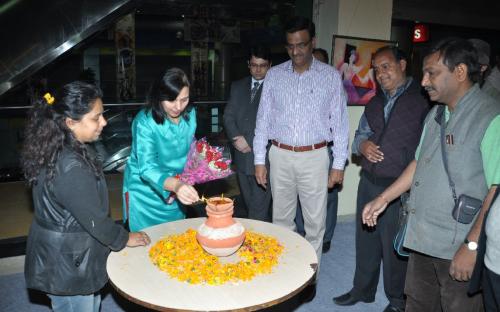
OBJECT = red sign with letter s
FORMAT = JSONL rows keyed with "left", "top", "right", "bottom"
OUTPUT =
{"left": 413, "top": 24, "right": 429, "bottom": 43}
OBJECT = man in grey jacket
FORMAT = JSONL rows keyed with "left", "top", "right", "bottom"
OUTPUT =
{"left": 362, "top": 38, "right": 500, "bottom": 311}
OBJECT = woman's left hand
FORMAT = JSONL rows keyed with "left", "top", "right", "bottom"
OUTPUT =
{"left": 175, "top": 182, "right": 200, "bottom": 205}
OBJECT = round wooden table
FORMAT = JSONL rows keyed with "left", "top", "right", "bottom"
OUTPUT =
{"left": 107, "top": 218, "right": 318, "bottom": 311}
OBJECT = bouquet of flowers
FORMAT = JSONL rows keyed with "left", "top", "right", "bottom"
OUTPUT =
{"left": 167, "top": 138, "right": 233, "bottom": 204}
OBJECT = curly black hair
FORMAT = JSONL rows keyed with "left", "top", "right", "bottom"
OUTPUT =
{"left": 21, "top": 81, "right": 103, "bottom": 186}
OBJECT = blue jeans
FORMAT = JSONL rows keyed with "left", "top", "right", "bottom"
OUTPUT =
{"left": 48, "top": 293, "right": 101, "bottom": 312}
{"left": 295, "top": 185, "right": 338, "bottom": 243}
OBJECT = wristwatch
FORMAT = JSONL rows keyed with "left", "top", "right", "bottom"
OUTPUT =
{"left": 464, "top": 238, "right": 478, "bottom": 251}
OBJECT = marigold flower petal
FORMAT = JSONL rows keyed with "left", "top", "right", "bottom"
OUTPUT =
{"left": 149, "top": 230, "right": 284, "bottom": 285}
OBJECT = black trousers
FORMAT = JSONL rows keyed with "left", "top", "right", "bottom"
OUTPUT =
{"left": 237, "top": 172, "right": 272, "bottom": 222}
{"left": 352, "top": 173, "right": 407, "bottom": 309}
{"left": 484, "top": 267, "right": 500, "bottom": 312}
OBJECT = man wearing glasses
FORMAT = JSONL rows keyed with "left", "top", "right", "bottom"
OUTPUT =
{"left": 333, "top": 46, "right": 429, "bottom": 312}
{"left": 223, "top": 45, "right": 272, "bottom": 222}
{"left": 253, "top": 16, "right": 349, "bottom": 301}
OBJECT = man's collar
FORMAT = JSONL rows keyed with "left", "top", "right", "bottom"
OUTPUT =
{"left": 449, "top": 83, "right": 480, "bottom": 112}
{"left": 382, "top": 77, "right": 412, "bottom": 99}
{"left": 435, "top": 84, "right": 479, "bottom": 120}
{"left": 286, "top": 57, "right": 318, "bottom": 73}
{"left": 252, "top": 77, "right": 264, "bottom": 84}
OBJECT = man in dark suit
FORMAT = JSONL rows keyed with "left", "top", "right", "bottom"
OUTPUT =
{"left": 223, "top": 45, "right": 272, "bottom": 221}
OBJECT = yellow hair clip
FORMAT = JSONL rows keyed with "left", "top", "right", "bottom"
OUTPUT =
{"left": 43, "top": 92, "right": 55, "bottom": 105}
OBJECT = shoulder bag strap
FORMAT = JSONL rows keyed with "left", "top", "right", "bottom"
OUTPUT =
{"left": 438, "top": 106, "right": 458, "bottom": 204}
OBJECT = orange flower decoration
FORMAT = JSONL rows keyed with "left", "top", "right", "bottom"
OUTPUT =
{"left": 149, "top": 229, "right": 284, "bottom": 285}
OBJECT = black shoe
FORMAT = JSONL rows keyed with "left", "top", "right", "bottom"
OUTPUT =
{"left": 322, "top": 241, "right": 331, "bottom": 253}
{"left": 300, "top": 283, "right": 316, "bottom": 303}
{"left": 333, "top": 292, "right": 374, "bottom": 306}
{"left": 383, "top": 304, "right": 405, "bottom": 312}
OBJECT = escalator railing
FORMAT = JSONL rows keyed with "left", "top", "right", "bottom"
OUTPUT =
{"left": 0, "top": 0, "right": 136, "bottom": 96}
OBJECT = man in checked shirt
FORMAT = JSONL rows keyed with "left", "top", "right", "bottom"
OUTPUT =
{"left": 253, "top": 16, "right": 349, "bottom": 291}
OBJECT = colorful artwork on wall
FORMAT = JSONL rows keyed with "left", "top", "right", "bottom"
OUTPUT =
{"left": 332, "top": 35, "right": 397, "bottom": 105}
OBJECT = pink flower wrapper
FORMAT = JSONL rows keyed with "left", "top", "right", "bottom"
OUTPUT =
{"left": 167, "top": 138, "right": 233, "bottom": 204}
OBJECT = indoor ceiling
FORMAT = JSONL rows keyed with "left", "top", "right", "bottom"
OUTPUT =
{"left": 393, "top": 0, "right": 500, "bottom": 31}
{"left": 137, "top": 0, "right": 296, "bottom": 20}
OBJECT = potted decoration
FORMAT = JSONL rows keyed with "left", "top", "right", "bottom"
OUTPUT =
{"left": 196, "top": 196, "right": 245, "bottom": 257}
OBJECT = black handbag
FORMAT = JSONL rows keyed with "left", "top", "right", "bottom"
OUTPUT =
{"left": 393, "top": 192, "right": 410, "bottom": 257}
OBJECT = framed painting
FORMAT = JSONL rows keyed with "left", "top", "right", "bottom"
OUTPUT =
{"left": 332, "top": 35, "right": 397, "bottom": 105}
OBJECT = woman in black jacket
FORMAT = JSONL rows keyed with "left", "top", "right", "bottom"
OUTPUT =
{"left": 21, "top": 81, "right": 150, "bottom": 312}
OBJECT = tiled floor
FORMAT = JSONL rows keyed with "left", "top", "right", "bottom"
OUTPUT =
{"left": 0, "top": 173, "right": 240, "bottom": 240}
{"left": 1, "top": 216, "right": 391, "bottom": 312}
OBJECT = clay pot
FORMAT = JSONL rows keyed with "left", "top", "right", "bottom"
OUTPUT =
{"left": 196, "top": 197, "right": 246, "bottom": 257}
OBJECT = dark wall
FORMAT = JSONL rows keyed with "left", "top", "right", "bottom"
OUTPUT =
{"left": 391, "top": 19, "right": 500, "bottom": 82}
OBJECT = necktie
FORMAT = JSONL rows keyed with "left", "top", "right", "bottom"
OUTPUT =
{"left": 250, "top": 82, "right": 260, "bottom": 102}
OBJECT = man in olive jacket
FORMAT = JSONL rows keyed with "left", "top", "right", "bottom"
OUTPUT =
{"left": 362, "top": 38, "right": 500, "bottom": 312}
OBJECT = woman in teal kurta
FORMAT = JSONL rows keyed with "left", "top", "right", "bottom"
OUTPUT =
{"left": 123, "top": 68, "right": 200, "bottom": 232}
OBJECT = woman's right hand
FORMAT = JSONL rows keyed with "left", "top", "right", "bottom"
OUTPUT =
{"left": 127, "top": 231, "right": 151, "bottom": 247}
{"left": 175, "top": 182, "right": 200, "bottom": 205}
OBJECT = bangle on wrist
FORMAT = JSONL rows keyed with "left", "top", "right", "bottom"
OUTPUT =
{"left": 173, "top": 180, "right": 182, "bottom": 193}
{"left": 378, "top": 194, "right": 389, "bottom": 204}
{"left": 173, "top": 175, "right": 182, "bottom": 193}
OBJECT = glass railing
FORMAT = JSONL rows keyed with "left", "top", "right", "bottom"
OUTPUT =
{"left": 0, "top": 100, "right": 230, "bottom": 182}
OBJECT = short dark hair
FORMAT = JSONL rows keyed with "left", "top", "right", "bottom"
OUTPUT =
{"left": 374, "top": 46, "right": 407, "bottom": 62}
{"left": 426, "top": 37, "right": 481, "bottom": 83}
{"left": 248, "top": 45, "right": 271, "bottom": 63}
{"left": 146, "top": 68, "right": 192, "bottom": 124}
{"left": 285, "top": 16, "right": 315, "bottom": 39}
{"left": 313, "top": 48, "right": 328, "bottom": 62}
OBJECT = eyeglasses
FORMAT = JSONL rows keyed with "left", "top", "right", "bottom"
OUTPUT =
{"left": 249, "top": 63, "right": 270, "bottom": 70}
{"left": 372, "top": 62, "right": 395, "bottom": 74}
{"left": 285, "top": 39, "right": 312, "bottom": 51}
